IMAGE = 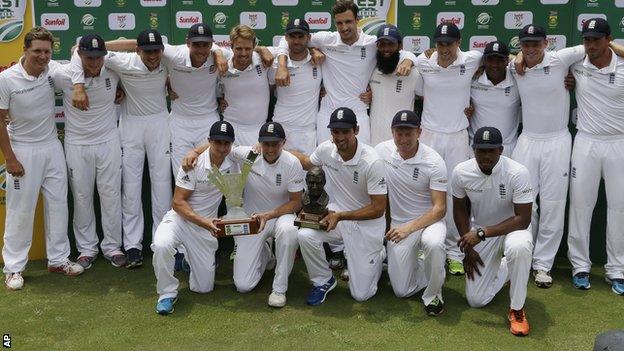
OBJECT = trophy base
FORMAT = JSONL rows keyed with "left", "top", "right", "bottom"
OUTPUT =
{"left": 217, "top": 218, "right": 260, "bottom": 237}
{"left": 294, "top": 213, "right": 328, "bottom": 231}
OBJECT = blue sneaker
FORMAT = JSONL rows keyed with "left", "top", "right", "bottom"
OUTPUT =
{"left": 572, "top": 272, "right": 591, "bottom": 290}
{"left": 606, "top": 277, "right": 624, "bottom": 295}
{"left": 156, "top": 297, "right": 178, "bottom": 315}
{"left": 306, "top": 276, "right": 337, "bottom": 306}
{"left": 174, "top": 252, "right": 191, "bottom": 273}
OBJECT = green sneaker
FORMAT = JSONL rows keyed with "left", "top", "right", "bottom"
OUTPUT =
{"left": 447, "top": 259, "right": 465, "bottom": 276}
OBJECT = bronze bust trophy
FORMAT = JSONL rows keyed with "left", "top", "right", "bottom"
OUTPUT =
{"left": 295, "top": 166, "right": 329, "bottom": 230}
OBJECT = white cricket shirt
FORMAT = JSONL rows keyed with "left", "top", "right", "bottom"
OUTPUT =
{"left": 375, "top": 141, "right": 447, "bottom": 223}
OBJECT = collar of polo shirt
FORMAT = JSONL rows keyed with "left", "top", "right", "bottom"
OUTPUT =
{"left": 205, "top": 147, "right": 235, "bottom": 171}
{"left": 429, "top": 48, "right": 466, "bottom": 68}
{"left": 523, "top": 51, "right": 552, "bottom": 71}
{"left": 285, "top": 52, "right": 313, "bottom": 68}
{"left": 477, "top": 67, "right": 515, "bottom": 88}
{"left": 227, "top": 51, "right": 262, "bottom": 74}
{"left": 18, "top": 56, "right": 49, "bottom": 80}
{"left": 184, "top": 47, "right": 211, "bottom": 69}
{"left": 391, "top": 143, "right": 424, "bottom": 164}
{"left": 582, "top": 47, "right": 618, "bottom": 74}
{"left": 330, "top": 139, "right": 363, "bottom": 165}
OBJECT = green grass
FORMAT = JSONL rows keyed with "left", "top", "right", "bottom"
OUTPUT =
{"left": 1, "top": 254, "right": 622, "bottom": 351}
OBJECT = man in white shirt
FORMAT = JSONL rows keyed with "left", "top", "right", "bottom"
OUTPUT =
{"left": 229, "top": 122, "right": 304, "bottom": 307}
{"left": 567, "top": 19, "right": 624, "bottom": 295}
{"left": 369, "top": 26, "right": 422, "bottom": 146}
{"left": 52, "top": 34, "right": 126, "bottom": 269}
{"left": 274, "top": 0, "right": 416, "bottom": 145}
{"left": 1, "top": 27, "right": 84, "bottom": 290}
{"left": 269, "top": 18, "right": 322, "bottom": 155}
{"left": 510, "top": 24, "right": 586, "bottom": 288}
{"left": 415, "top": 22, "right": 483, "bottom": 276}
{"left": 290, "top": 107, "right": 387, "bottom": 304}
{"left": 467, "top": 41, "right": 520, "bottom": 158}
{"left": 151, "top": 121, "right": 236, "bottom": 315}
{"left": 72, "top": 29, "right": 173, "bottom": 269}
{"left": 452, "top": 127, "right": 533, "bottom": 336}
{"left": 375, "top": 110, "right": 447, "bottom": 316}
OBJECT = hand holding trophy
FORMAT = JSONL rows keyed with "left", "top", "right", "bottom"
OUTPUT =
{"left": 294, "top": 166, "right": 330, "bottom": 231}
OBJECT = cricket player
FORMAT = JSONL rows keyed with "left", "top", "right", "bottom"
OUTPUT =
{"left": 452, "top": 127, "right": 533, "bottom": 336}
{"left": 51, "top": 34, "right": 126, "bottom": 269}
{"left": 466, "top": 41, "right": 520, "bottom": 158}
{"left": 291, "top": 107, "right": 387, "bottom": 304}
{"left": 375, "top": 110, "right": 447, "bottom": 316}
{"left": 269, "top": 18, "right": 322, "bottom": 155}
{"left": 151, "top": 121, "right": 238, "bottom": 315}
{"left": 415, "top": 22, "right": 483, "bottom": 275}
{"left": 72, "top": 29, "right": 172, "bottom": 269}
{"left": 1, "top": 27, "right": 84, "bottom": 290}
{"left": 510, "top": 24, "right": 586, "bottom": 288}
{"left": 567, "top": 18, "right": 624, "bottom": 295}
{"left": 369, "top": 25, "right": 423, "bottom": 146}
{"left": 274, "top": 0, "right": 416, "bottom": 145}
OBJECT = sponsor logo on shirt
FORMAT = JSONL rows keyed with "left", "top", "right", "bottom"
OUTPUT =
{"left": 437, "top": 12, "right": 465, "bottom": 29}
{"left": 504, "top": 11, "right": 533, "bottom": 29}
{"left": 176, "top": 11, "right": 201, "bottom": 28}
{"left": 465, "top": 187, "right": 483, "bottom": 193}
{"left": 41, "top": 13, "right": 70, "bottom": 31}
{"left": 108, "top": 13, "right": 135, "bottom": 30}
{"left": 305, "top": 12, "right": 331, "bottom": 30}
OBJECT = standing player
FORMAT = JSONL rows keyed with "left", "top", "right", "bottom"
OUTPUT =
{"left": 52, "top": 34, "right": 126, "bottom": 269}
{"left": 291, "top": 107, "right": 387, "bottom": 304}
{"left": 269, "top": 18, "right": 322, "bottom": 155}
{"left": 466, "top": 41, "right": 520, "bottom": 158}
{"left": 415, "top": 22, "right": 482, "bottom": 275}
{"left": 151, "top": 121, "right": 236, "bottom": 315}
{"left": 567, "top": 18, "right": 624, "bottom": 295}
{"left": 275, "top": 0, "right": 416, "bottom": 145}
{"left": 369, "top": 25, "right": 423, "bottom": 146}
{"left": 510, "top": 24, "right": 585, "bottom": 288}
{"left": 1, "top": 27, "right": 84, "bottom": 290}
{"left": 453, "top": 127, "right": 533, "bottom": 336}
{"left": 375, "top": 110, "right": 447, "bottom": 315}
{"left": 72, "top": 29, "right": 172, "bottom": 268}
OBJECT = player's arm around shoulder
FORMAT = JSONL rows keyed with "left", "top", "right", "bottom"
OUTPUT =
{"left": 172, "top": 167, "right": 220, "bottom": 234}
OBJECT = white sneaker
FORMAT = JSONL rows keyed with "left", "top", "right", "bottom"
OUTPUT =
{"left": 268, "top": 291, "right": 286, "bottom": 308}
{"left": 533, "top": 269, "right": 553, "bottom": 288}
{"left": 48, "top": 261, "right": 85, "bottom": 276}
{"left": 5, "top": 273, "right": 24, "bottom": 290}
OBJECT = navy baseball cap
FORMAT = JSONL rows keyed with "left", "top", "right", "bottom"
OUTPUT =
{"left": 78, "top": 34, "right": 107, "bottom": 57}
{"left": 209, "top": 121, "right": 235, "bottom": 142}
{"left": 258, "top": 121, "right": 286, "bottom": 142}
{"left": 285, "top": 18, "right": 310, "bottom": 35}
{"left": 391, "top": 110, "right": 420, "bottom": 128}
{"left": 187, "top": 23, "right": 214, "bottom": 43}
{"left": 473, "top": 127, "right": 503, "bottom": 149}
{"left": 518, "top": 24, "right": 546, "bottom": 42}
{"left": 484, "top": 41, "right": 509, "bottom": 58}
{"left": 582, "top": 18, "right": 611, "bottom": 38}
{"left": 137, "top": 29, "right": 164, "bottom": 50}
{"left": 327, "top": 107, "right": 357, "bottom": 129}
{"left": 434, "top": 23, "right": 461, "bottom": 43}
{"left": 376, "top": 24, "right": 402, "bottom": 44}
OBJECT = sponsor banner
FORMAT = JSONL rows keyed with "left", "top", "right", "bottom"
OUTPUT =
{"left": 213, "top": 34, "right": 231, "bottom": 48}
{"left": 140, "top": 0, "right": 167, "bottom": 6}
{"left": 469, "top": 35, "right": 497, "bottom": 52}
{"left": 176, "top": 11, "right": 201, "bottom": 28}
{"left": 504, "top": 11, "right": 533, "bottom": 30}
{"left": 41, "top": 13, "right": 69, "bottom": 31}
{"left": 546, "top": 34, "right": 566, "bottom": 51}
{"left": 240, "top": 11, "right": 266, "bottom": 29}
{"left": 358, "top": 0, "right": 397, "bottom": 34}
{"left": 74, "top": 0, "right": 102, "bottom": 6}
{"left": 402, "top": 35, "right": 430, "bottom": 54}
{"left": 107, "top": 13, "right": 135, "bottom": 30}
{"left": 437, "top": 12, "right": 464, "bottom": 29}
{"left": 305, "top": 12, "right": 330, "bottom": 30}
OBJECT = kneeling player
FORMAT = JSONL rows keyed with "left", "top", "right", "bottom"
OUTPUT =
{"left": 151, "top": 121, "right": 236, "bottom": 315}
{"left": 375, "top": 110, "right": 447, "bottom": 316}
{"left": 452, "top": 127, "right": 533, "bottom": 336}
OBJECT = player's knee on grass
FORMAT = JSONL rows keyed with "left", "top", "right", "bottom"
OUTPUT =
{"left": 466, "top": 292, "right": 489, "bottom": 308}
{"left": 234, "top": 279, "right": 257, "bottom": 294}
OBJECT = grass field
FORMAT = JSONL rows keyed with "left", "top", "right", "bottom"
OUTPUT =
{"left": 1, "top": 253, "right": 623, "bottom": 351}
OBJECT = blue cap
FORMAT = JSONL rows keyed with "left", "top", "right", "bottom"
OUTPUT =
{"left": 327, "top": 107, "right": 357, "bottom": 129}
{"left": 472, "top": 127, "right": 503, "bottom": 149}
{"left": 376, "top": 24, "right": 402, "bottom": 44}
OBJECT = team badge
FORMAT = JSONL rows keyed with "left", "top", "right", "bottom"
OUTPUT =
{"left": 412, "top": 167, "right": 419, "bottom": 180}
{"left": 360, "top": 47, "right": 366, "bottom": 60}
{"left": 276, "top": 173, "right": 282, "bottom": 186}
{"left": 353, "top": 171, "right": 359, "bottom": 184}
{"left": 543, "top": 66, "right": 550, "bottom": 75}
{"left": 312, "top": 67, "right": 318, "bottom": 79}
{"left": 609, "top": 73, "right": 616, "bottom": 84}
{"left": 395, "top": 80, "right": 403, "bottom": 93}
{"left": 499, "top": 184, "right": 506, "bottom": 198}
{"left": 255, "top": 65, "right": 263, "bottom": 76}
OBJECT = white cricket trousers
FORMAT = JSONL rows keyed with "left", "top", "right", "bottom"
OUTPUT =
{"left": 233, "top": 214, "right": 299, "bottom": 294}
{"left": 512, "top": 130, "right": 571, "bottom": 272}
{"left": 2, "top": 140, "right": 70, "bottom": 273}
{"left": 465, "top": 229, "right": 533, "bottom": 310}
{"left": 119, "top": 111, "right": 172, "bottom": 251}
{"left": 170, "top": 111, "right": 219, "bottom": 173}
{"left": 282, "top": 126, "right": 317, "bottom": 155}
{"left": 228, "top": 123, "right": 263, "bottom": 147}
{"left": 298, "top": 218, "right": 385, "bottom": 301}
{"left": 316, "top": 105, "right": 370, "bottom": 146}
{"left": 568, "top": 132, "right": 624, "bottom": 280}
{"left": 420, "top": 128, "right": 472, "bottom": 262}
{"left": 387, "top": 220, "right": 446, "bottom": 305}
{"left": 65, "top": 136, "right": 122, "bottom": 258}
{"left": 151, "top": 210, "right": 218, "bottom": 300}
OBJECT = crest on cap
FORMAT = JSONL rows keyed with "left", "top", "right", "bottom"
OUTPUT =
{"left": 493, "top": 43, "right": 499, "bottom": 51}
{"left": 483, "top": 131, "right": 490, "bottom": 141}
{"left": 588, "top": 20, "right": 596, "bottom": 29}
{"left": 267, "top": 123, "right": 275, "bottom": 133}
{"left": 337, "top": 110, "right": 344, "bottom": 120}
{"left": 92, "top": 38, "right": 99, "bottom": 48}
{"left": 400, "top": 112, "right": 407, "bottom": 121}
{"left": 294, "top": 19, "right": 300, "bottom": 26}
{"left": 383, "top": 27, "right": 390, "bottom": 36}
{"left": 528, "top": 26, "right": 534, "bottom": 34}
{"left": 198, "top": 26, "right": 205, "bottom": 35}
{"left": 149, "top": 32, "right": 156, "bottom": 42}
{"left": 220, "top": 123, "right": 227, "bottom": 133}
{"left": 441, "top": 25, "right": 448, "bottom": 34}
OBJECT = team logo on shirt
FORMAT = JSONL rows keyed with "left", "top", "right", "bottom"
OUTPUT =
{"left": 275, "top": 173, "right": 282, "bottom": 186}
{"left": 459, "top": 64, "right": 466, "bottom": 75}
{"left": 353, "top": 171, "right": 359, "bottom": 184}
{"left": 47, "top": 76, "right": 54, "bottom": 88}
{"left": 571, "top": 166, "right": 576, "bottom": 179}
{"left": 543, "top": 66, "right": 550, "bottom": 75}
{"left": 255, "top": 65, "right": 263, "bottom": 76}
{"left": 609, "top": 73, "right": 616, "bottom": 84}
{"left": 166, "top": 142, "right": 172, "bottom": 155}
{"left": 13, "top": 179, "right": 20, "bottom": 190}
{"left": 105, "top": 77, "right": 112, "bottom": 90}
{"left": 360, "top": 47, "right": 367, "bottom": 60}
{"left": 395, "top": 80, "right": 403, "bottom": 93}
{"left": 504, "top": 86, "right": 511, "bottom": 96}
{"left": 412, "top": 167, "right": 420, "bottom": 180}
{"left": 499, "top": 183, "right": 506, "bottom": 198}
{"left": 378, "top": 177, "right": 386, "bottom": 186}
{"left": 312, "top": 67, "right": 318, "bottom": 79}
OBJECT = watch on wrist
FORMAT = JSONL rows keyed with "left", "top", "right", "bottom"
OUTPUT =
{"left": 476, "top": 228, "right": 486, "bottom": 241}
